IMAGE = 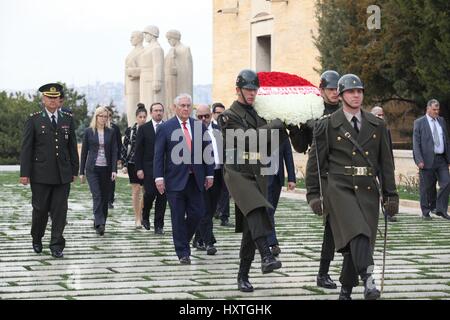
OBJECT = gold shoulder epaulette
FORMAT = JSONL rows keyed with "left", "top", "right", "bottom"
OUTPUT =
{"left": 61, "top": 111, "right": 72, "bottom": 117}
{"left": 29, "top": 111, "right": 41, "bottom": 117}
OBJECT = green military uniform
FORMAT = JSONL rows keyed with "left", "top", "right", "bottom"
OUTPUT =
{"left": 219, "top": 100, "right": 274, "bottom": 234}
{"left": 20, "top": 107, "right": 79, "bottom": 253}
{"left": 306, "top": 108, "right": 397, "bottom": 251}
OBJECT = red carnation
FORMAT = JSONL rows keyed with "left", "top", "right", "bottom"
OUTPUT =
{"left": 257, "top": 71, "right": 316, "bottom": 87}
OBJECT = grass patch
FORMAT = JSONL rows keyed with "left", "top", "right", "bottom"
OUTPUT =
{"left": 302, "top": 285, "right": 325, "bottom": 295}
{"left": 138, "top": 287, "right": 154, "bottom": 293}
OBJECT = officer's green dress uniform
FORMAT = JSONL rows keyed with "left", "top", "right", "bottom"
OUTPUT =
{"left": 305, "top": 74, "right": 398, "bottom": 299}
{"left": 20, "top": 84, "right": 79, "bottom": 254}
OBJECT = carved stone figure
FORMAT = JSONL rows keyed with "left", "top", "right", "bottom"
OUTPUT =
{"left": 125, "top": 31, "right": 144, "bottom": 126}
{"left": 164, "top": 30, "right": 193, "bottom": 119}
{"left": 139, "top": 25, "right": 165, "bottom": 115}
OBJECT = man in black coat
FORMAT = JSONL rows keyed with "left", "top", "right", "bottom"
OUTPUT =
{"left": 134, "top": 102, "right": 167, "bottom": 233}
{"left": 20, "top": 83, "right": 79, "bottom": 258}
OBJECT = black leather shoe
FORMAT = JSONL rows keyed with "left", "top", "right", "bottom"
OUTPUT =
{"left": 422, "top": 214, "right": 432, "bottom": 221}
{"left": 237, "top": 277, "right": 254, "bottom": 292}
{"left": 220, "top": 220, "right": 234, "bottom": 227}
{"left": 387, "top": 215, "right": 398, "bottom": 222}
{"left": 51, "top": 250, "right": 64, "bottom": 258}
{"left": 338, "top": 286, "right": 353, "bottom": 300}
{"left": 435, "top": 211, "right": 450, "bottom": 220}
{"left": 195, "top": 242, "right": 206, "bottom": 251}
{"left": 96, "top": 225, "right": 105, "bottom": 236}
{"left": 261, "top": 256, "right": 282, "bottom": 274}
{"left": 206, "top": 245, "right": 217, "bottom": 255}
{"left": 179, "top": 256, "right": 191, "bottom": 264}
{"left": 32, "top": 243, "right": 42, "bottom": 254}
{"left": 108, "top": 203, "right": 114, "bottom": 209}
{"left": 271, "top": 245, "right": 281, "bottom": 257}
{"left": 154, "top": 227, "right": 164, "bottom": 235}
{"left": 142, "top": 220, "right": 150, "bottom": 230}
{"left": 364, "top": 276, "right": 380, "bottom": 300}
{"left": 317, "top": 274, "right": 337, "bottom": 289}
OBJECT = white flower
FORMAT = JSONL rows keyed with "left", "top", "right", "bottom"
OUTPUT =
{"left": 254, "top": 86, "right": 324, "bottom": 125}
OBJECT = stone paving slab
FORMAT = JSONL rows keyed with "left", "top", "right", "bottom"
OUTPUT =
{"left": 1, "top": 172, "right": 450, "bottom": 300}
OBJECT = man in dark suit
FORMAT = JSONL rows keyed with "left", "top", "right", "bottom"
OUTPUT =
{"left": 192, "top": 104, "right": 223, "bottom": 255}
{"left": 413, "top": 99, "right": 450, "bottom": 220}
{"left": 106, "top": 106, "right": 123, "bottom": 209}
{"left": 20, "top": 83, "right": 79, "bottom": 258}
{"left": 154, "top": 94, "right": 214, "bottom": 264}
{"left": 267, "top": 136, "right": 296, "bottom": 257}
{"left": 135, "top": 102, "right": 167, "bottom": 234}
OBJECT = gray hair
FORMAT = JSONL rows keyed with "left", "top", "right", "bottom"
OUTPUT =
{"left": 427, "top": 99, "right": 440, "bottom": 107}
{"left": 174, "top": 93, "right": 192, "bottom": 106}
{"left": 370, "top": 106, "right": 383, "bottom": 115}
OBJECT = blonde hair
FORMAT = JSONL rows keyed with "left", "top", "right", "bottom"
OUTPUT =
{"left": 89, "top": 106, "right": 111, "bottom": 131}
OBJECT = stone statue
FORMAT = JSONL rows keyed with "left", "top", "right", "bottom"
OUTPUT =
{"left": 164, "top": 29, "right": 193, "bottom": 119}
{"left": 139, "top": 25, "right": 165, "bottom": 116}
{"left": 125, "top": 31, "right": 144, "bottom": 127}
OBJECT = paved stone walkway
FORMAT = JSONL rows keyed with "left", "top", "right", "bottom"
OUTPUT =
{"left": 1, "top": 172, "right": 449, "bottom": 300}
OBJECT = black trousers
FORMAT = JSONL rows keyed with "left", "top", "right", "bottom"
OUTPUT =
{"left": 239, "top": 207, "right": 272, "bottom": 261}
{"left": 142, "top": 177, "right": 167, "bottom": 229}
{"left": 197, "top": 169, "right": 222, "bottom": 246}
{"left": 320, "top": 220, "right": 336, "bottom": 260}
{"left": 339, "top": 234, "right": 374, "bottom": 287}
{"left": 419, "top": 155, "right": 450, "bottom": 215}
{"left": 217, "top": 173, "right": 230, "bottom": 222}
{"left": 30, "top": 182, "right": 70, "bottom": 251}
{"left": 86, "top": 166, "right": 112, "bottom": 227}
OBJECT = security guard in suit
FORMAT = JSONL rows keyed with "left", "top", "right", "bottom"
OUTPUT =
{"left": 218, "top": 70, "right": 284, "bottom": 293}
{"left": 20, "top": 83, "right": 79, "bottom": 258}
{"left": 305, "top": 74, "right": 398, "bottom": 300}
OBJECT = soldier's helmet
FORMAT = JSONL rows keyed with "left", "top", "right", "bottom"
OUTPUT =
{"left": 319, "top": 70, "right": 340, "bottom": 89}
{"left": 337, "top": 74, "right": 364, "bottom": 95}
{"left": 236, "top": 69, "right": 260, "bottom": 90}
{"left": 143, "top": 25, "right": 159, "bottom": 38}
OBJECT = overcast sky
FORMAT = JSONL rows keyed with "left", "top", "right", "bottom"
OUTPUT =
{"left": 0, "top": 0, "right": 212, "bottom": 91}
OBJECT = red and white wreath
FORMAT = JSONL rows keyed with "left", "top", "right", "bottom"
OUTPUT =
{"left": 254, "top": 71, "right": 324, "bottom": 125}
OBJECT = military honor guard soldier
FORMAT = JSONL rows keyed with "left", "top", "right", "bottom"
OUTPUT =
{"left": 305, "top": 74, "right": 399, "bottom": 299}
{"left": 20, "top": 83, "right": 79, "bottom": 258}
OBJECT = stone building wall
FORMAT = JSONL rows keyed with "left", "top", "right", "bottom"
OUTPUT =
{"left": 212, "top": 0, "right": 320, "bottom": 106}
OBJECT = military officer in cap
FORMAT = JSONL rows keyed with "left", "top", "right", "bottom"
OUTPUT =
{"left": 20, "top": 83, "right": 79, "bottom": 258}
{"left": 218, "top": 69, "right": 284, "bottom": 293}
{"left": 305, "top": 74, "right": 398, "bottom": 300}
{"left": 288, "top": 70, "right": 341, "bottom": 290}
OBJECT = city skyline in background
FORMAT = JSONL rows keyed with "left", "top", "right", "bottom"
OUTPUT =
{"left": 0, "top": 0, "right": 213, "bottom": 95}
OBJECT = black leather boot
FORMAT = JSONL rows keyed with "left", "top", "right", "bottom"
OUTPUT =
{"left": 362, "top": 274, "right": 380, "bottom": 300}
{"left": 237, "top": 259, "right": 254, "bottom": 292}
{"left": 317, "top": 274, "right": 337, "bottom": 289}
{"left": 255, "top": 237, "right": 282, "bottom": 274}
{"left": 338, "top": 286, "right": 353, "bottom": 300}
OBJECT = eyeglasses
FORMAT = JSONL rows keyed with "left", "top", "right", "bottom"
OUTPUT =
{"left": 197, "top": 114, "right": 211, "bottom": 119}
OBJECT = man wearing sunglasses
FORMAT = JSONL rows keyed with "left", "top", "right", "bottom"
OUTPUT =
{"left": 192, "top": 105, "right": 223, "bottom": 255}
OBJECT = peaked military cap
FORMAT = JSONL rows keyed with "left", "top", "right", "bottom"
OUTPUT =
{"left": 38, "top": 83, "right": 63, "bottom": 98}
